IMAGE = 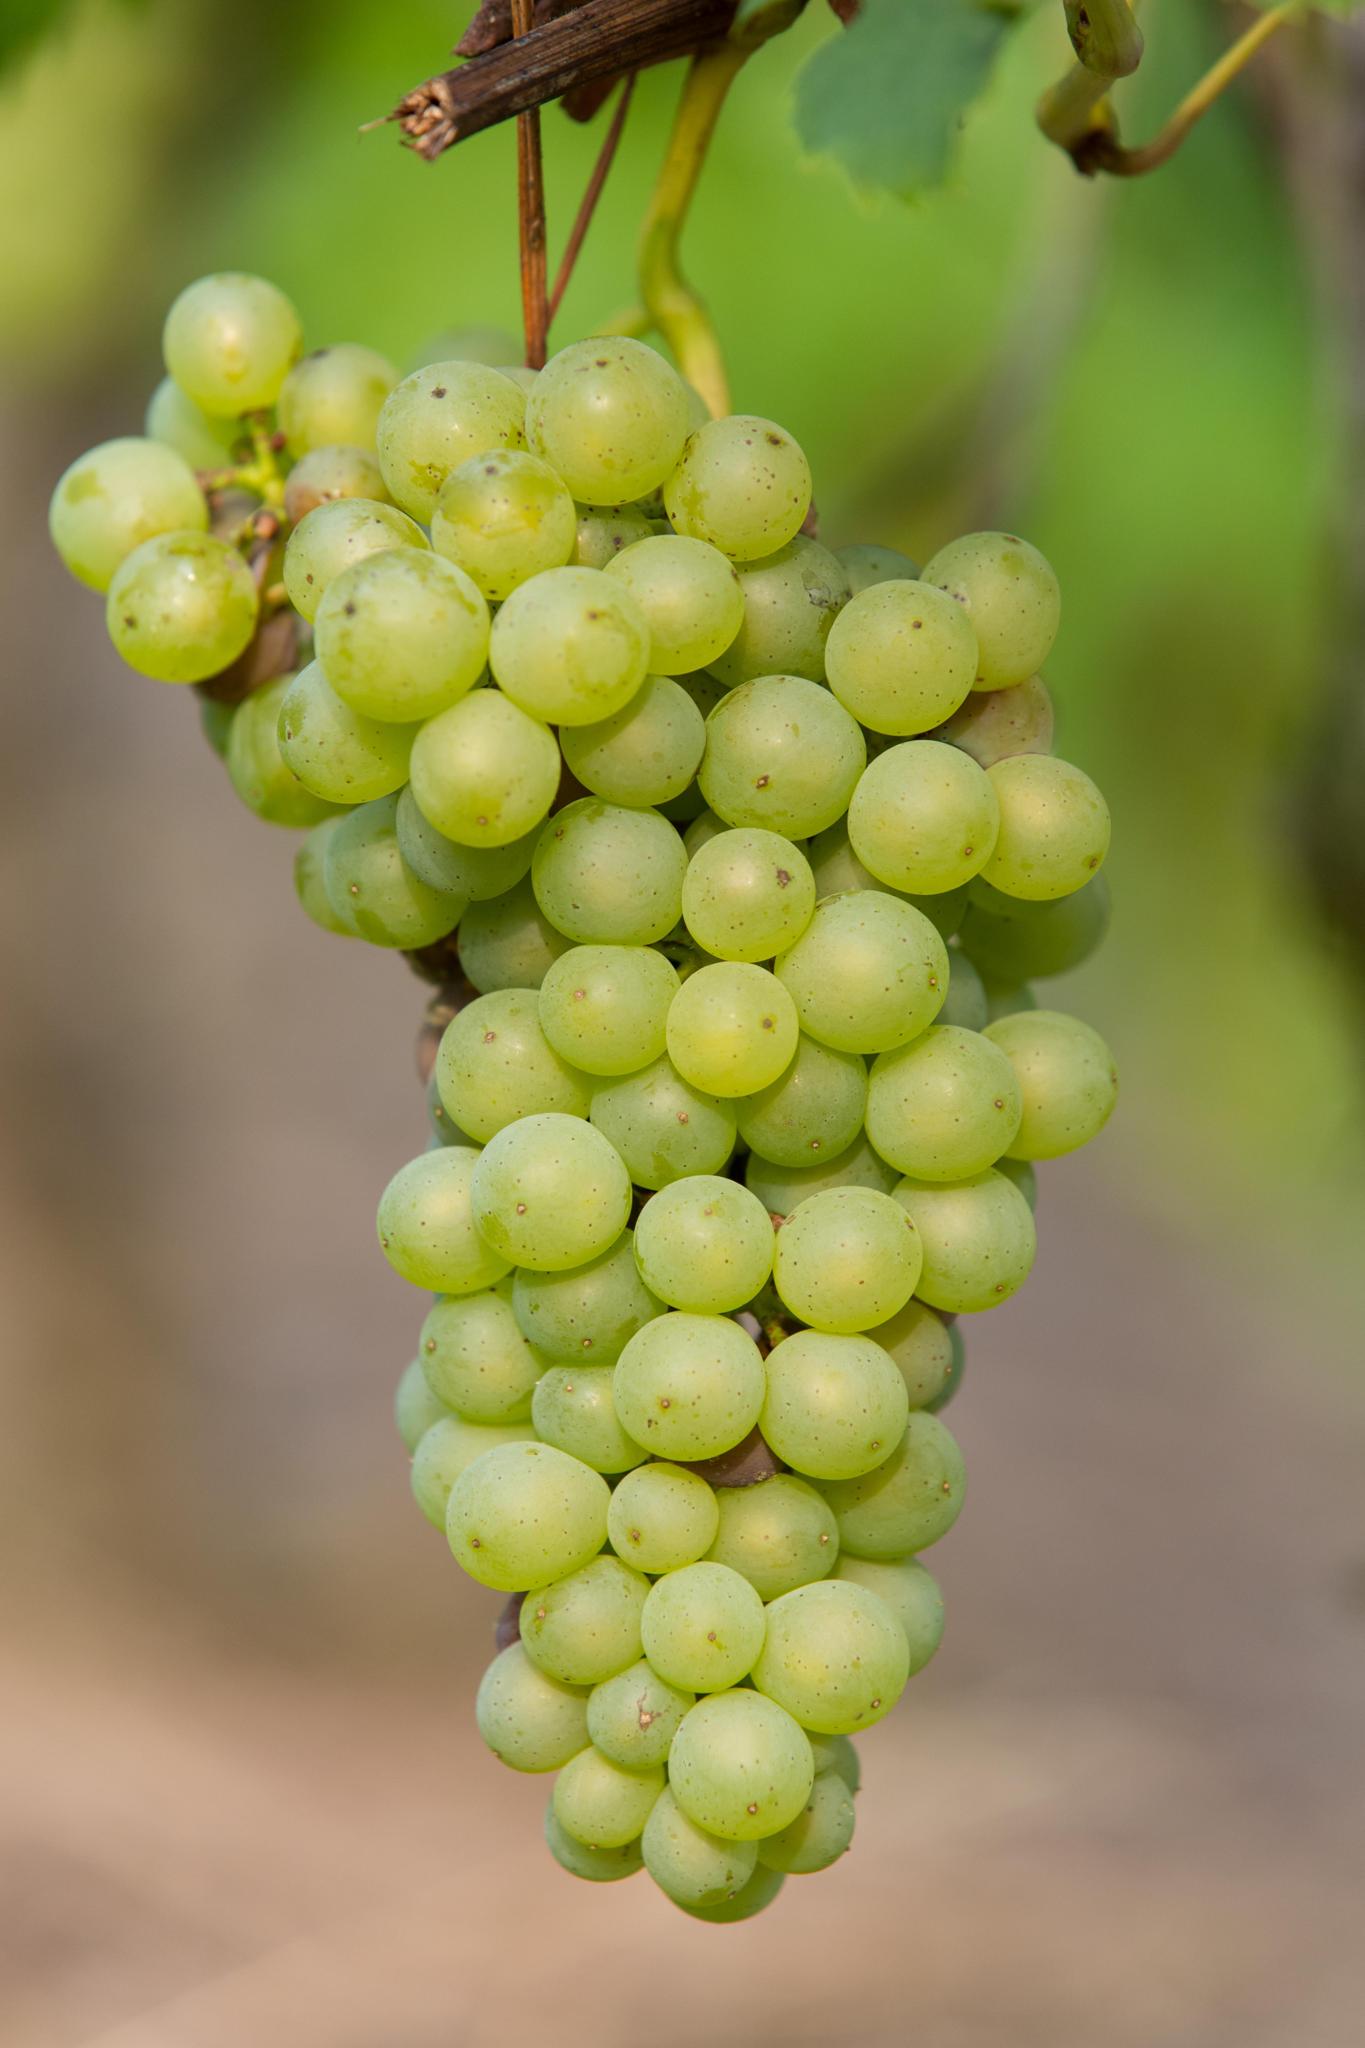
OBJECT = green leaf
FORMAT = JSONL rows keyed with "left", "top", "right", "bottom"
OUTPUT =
{"left": 794, "top": 0, "right": 1016, "bottom": 199}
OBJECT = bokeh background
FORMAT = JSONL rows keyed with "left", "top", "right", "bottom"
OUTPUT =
{"left": 3, "top": 3, "right": 1363, "bottom": 2044}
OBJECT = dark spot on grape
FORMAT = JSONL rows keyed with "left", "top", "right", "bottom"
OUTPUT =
{"left": 485, "top": 463, "right": 498, "bottom": 475}
{"left": 470, "top": 1536, "right": 481, "bottom": 1547}
{"left": 424, "top": 1338, "right": 435, "bottom": 1354}
{"left": 775, "top": 869, "right": 791, "bottom": 888}
{"left": 516, "top": 1202, "right": 528, "bottom": 1215}
{"left": 123, "top": 616, "right": 137, "bottom": 629}
{"left": 912, "top": 619, "right": 923, "bottom": 630}
{"left": 484, "top": 1030, "right": 497, "bottom": 1043}
{"left": 343, "top": 601, "right": 356, "bottom": 616}
{"left": 677, "top": 1111, "right": 689, "bottom": 1124}
{"left": 765, "top": 433, "right": 783, "bottom": 447}
{"left": 595, "top": 358, "right": 609, "bottom": 367}
{"left": 747, "top": 1801, "right": 759, "bottom": 1814}
{"left": 760, "top": 1015, "right": 775, "bottom": 1031}
{"left": 755, "top": 774, "right": 770, "bottom": 789}
{"left": 432, "top": 386, "right": 448, "bottom": 399}
{"left": 706, "top": 1631, "right": 717, "bottom": 1642}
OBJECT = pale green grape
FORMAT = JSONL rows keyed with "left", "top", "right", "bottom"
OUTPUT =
{"left": 162, "top": 272, "right": 302, "bottom": 414}
{"left": 700, "top": 675, "right": 865, "bottom": 838}
{"left": 283, "top": 445, "right": 389, "bottom": 524}
{"left": 420, "top": 1282, "right": 546, "bottom": 1422}
{"left": 849, "top": 740, "right": 1000, "bottom": 894}
{"left": 679, "top": 1862, "right": 785, "bottom": 1921}
{"left": 322, "top": 793, "right": 463, "bottom": 946}
{"left": 106, "top": 532, "right": 257, "bottom": 683}
{"left": 314, "top": 548, "right": 489, "bottom": 723}
{"left": 922, "top": 530, "right": 1061, "bottom": 688}
{"left": 532, "top": 1367, "right": 649, "bottom": 1474}
{"left": 471, "top": 1113, "right": 631, "bottom": 1271}
{"left": 588, "top": 1661, "right": 696, "bottom": 1772}
{"left": 431, "top": 448, "right": 576, "bottom": 600}
{"left": 376, "top": 1146, "right": 511, "bottom": 1294}
{"left": 613, "top": 1313, "right": 765, "bottom": 1461}
{"left": 745, "top": 1134, "right": 897, "bottom": 1218}
{"left": 145, "top": 377, "right": 241, "bottom": 471}
{"left": 538, "top": 944, "right": 680, "bottom": 1076}
{"left": 395, "top": 786, "right": 537, "bottom": 902}
{"left": 980, "top": 755, "right": 1111, "bottom": 901}
{"left": 959, "top": 871, "right": 1111, "bottom": 981}
{"left": 825, "top": 580, "right": 978, "bottom": 735}
{"left": 807, "top": 820, "right": 884, "bottom": 899}
{"left": 533, "top": 799, "right": 686, "bottom": 944}
{"left": 411, "top": 1415, "right": 535, "bottom": 1526}
{"left": 984, "top": 1009, "right": 1118, "bottom": 1159}
{"left": 490, "top": 565, "right": 650, "bottom": 726}
{"left": 376, "top": 360, "right": 526, "bottom": 521}
{"left": 282, "top": 498, "right": 427, "bottom": 623}
{"left": 772, "top": 1187, "right": 921, "bottom": 1334}
{"left": 761, "top": 1330, "right": 909, "bottom": 1480}
{"left": 914, "top": 885, "right": 972, "bottom": 939}
{"left": 513, "top": 1231, "right": 663, "bottom": 1364}
{"left": 868, "top": 1298, "right": 955, "bottom": 1409}
{"left": 590, "top": 1056, "right": 737, "bottom": 1188}
{"left": 575, "top": 502, "right": 656, "bottom": 570}
{"left": 642, "top": 1787, "right": 757, "bottom": 1907}
{"left": 681, "top": 827, "right": 815, "bottom": 963}
{"left": 892, "top": 1169, "right": 1036, "bottom": 1312}
{"left": 435, "top": 988, "right": 589, "bottom": 1142}
{"left": 525, "top": 337, "right": 690, "bottom": 505}
{"left": 752, "top": 1579, "right": 909, "bottom": 1734}
{"left": 607, "top": 1463, "right": 719, "bottom": 1574}
{"left": 837, "top": 541, "right": 920, "bottom": 595}
{"left": 705, "top": 1475, "right": 838, "bottom": 1600}
{"left": 199, "top": 696, "right": 235, "bottom": 759}
{"left": 521, "top": 1555, "right": 650, "bottom": 1684}
{"left": 866, "top": 1026, "right": 1023, "bottom": 1180}
{"left": 633, "top": 1176, "right": 774, "bottom": 1314}
{"left": 833, "top": 1555, "right": 944, "bottom": 1675}
{"left": 50, "top": 436, "right": 207, "bottom": 590}
{"left": 459, "top": 877, "right": 570, "bottom": 992}
{"left": 409, "top": 689, "right": 560, "bottom": 848}
{"left": 939, "top": 949, "right": 988, "bottom": 1030}
{"left": 709, "top": 537, "right": 851, "bottom": 688}
{"left": 277, "top": 343, "right": 398, "bottom": 455}
{"left": 666, "top": 962, "right": 799, "bottom": 1097}
{"left": 560, "top": 675, "right": 705, "bottom": 809}
{"left": 664, "top": 415, "right": 811, "bottom": 561}
{"left": 755, "top": 1769, "right": 855, "bottom": 1875}
{"left": 225, "top": 674, "right": 339, "bottom": 827}
{"left": 808, "top": 1732, "right": 861, "bottom": 1792}
{"left": 277, "top": 661, "right": 416, "bottom": 805}
{"left": 426, "top": 1070, "right": 470, "bottom": 1146}
{"left": 817, "top": 1411, "right": 966, "bottom": 1558}
{"left": 774, "top": 891, "right": 947, "bottom": 1054}
{"left": 602, "top": 533, "right": 743, "bottom": 674}
{"left": 553, "top": 1745, "right": 664, "bottom": 1848}
{"left": 934, "top": 672, "right": 1054, "bottom": 765}
{"left": 983, "top": 976, "right": 1038, "bottom": 1024}
{"left": 447, "top": 1439, "right": 610, "bottom": 1590}
{"left": 476, "top": 1643, "right": 590, "bottom": 1772}
{"left": 640, "top": 1562, "right": 766, "bottom": 1693}
{"left": 544, "top": 1806, "right": 643, "bottom": 1882}
{"left": 928, "top": 1319, "right": 966, "bottom": 1413}
{"left": 395, "top": 1358, "right": 450, "bottom": 1455}
{"left": 683, "top": 809, "right": 730, "bottom": 859}
{"left": 294, "top": 815, "right": 356, "bottom": 938}
{"left": 737, "top": 1035, "right": 867, "bottom": 1170}
{"left": 667, "top": 1689, "right": 814, "bottom": 1841}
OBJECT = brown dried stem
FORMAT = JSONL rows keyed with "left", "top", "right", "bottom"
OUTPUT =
{"left": 548, "top": 72, "right": 637, "bottom": 323}
{"left": 511, "top": 0, "right": 550, "bottom": 367}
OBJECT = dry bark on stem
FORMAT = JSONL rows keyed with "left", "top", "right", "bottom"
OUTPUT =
{"left": 511, "top": 0, "right": 550, "bottom": 367}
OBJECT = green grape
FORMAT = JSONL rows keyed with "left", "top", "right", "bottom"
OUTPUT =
{"left": 470, "top": 1113, "right": 632, "bottom": 1271}
{"left": 866, "top": 1025, "right": 1023, "bottom": 1180}
{"left": 145, "top": 377, "right": 241, "bottom": 471}
{"left": 683, "top": 808, "right": 730, "bottom": 859}
{"left": 679, "top": 1862, "right": 785, "bottom": 1921}
{"left": 836, "top": 541, "right": 920, "bottom": 595}
{"left": 521, "top": 1554, "right": 650, "bottom": 1684}
{"left": 411, "top": 1415, "right": 536, "bottom": 1527}
{"left": 50, "top": 436, "right": 207, "bottom": 591}
{"left": 525, "top": 337, "right": 689, "bottom": 504}
{"left": 277, "top": 661, "right": 416, "bottom": 805}
{"left": 745, "top": 1133, "right": 897, "bottom": 1218}
{"left": 426, "top": 1070, "right": 470, "bottom": 1146}
{"left": 868, "top": 1298, "right": 955, "bottom": 1409}
{"left": 553, "top": 1745, "right": 664, "bottom": 1849}
{"left": 642, "top": 1787, "right": 757, "bottom": 1908}
{"left": 641, "top": 1562, "right": 766, "bottom": 1694}
{"left": 544, "top": 1805, "right": 643, "bottom": 1882}
{"left": 225, "top": 674, "right": 339, "bottom": 828}
{"left": 921, "top": 530, "right": 1061, "bottom": 688}
{"left": 664, "top": 415, "right": 812, "bottom": 561}
{"left": 602, "top": 533, "right": 743, "bottom": 675}
{"left": 282, "top": 498, "right": 428, "bottom": 623}
{"left": 277, "top": 343, "right": 398, "bottom": 455}
{"left": 106, "top": 531, "right": 257, "bottom": 684}
{"left": 283, "top": 445, "right": 389, "bottom": 525}
{"left": 560, "top": 676, "right": 705, "bottom": 809}
{"left": 892, "top": 1169, "right": 1036, "bottom": 1312}
{"left": 162, "top": 272, "right": 302, "bottom": 414}
{"left": 667, "top": 1689, "right": 814, "bottom": 1840}
{"left": 533, "top": 800, "right": 686, "bottom": 945}
{"left": 929, "top": 1321, "right": 967, "bottom": 1412}
{"left": 939, "top": 949, "right": 988, "bottom": 1030}
{"left": 959, "top": 871, "right": 1111, "bottom": 981}
{"left": 490, "top": 565, "right": 650, "bottom": 726}
{"left": 607, "top": 1463, "right": 719, "bottom": 1574}
{"left": 447, "top": 1439, "right": 610, "bottom": 1591}
{"left": 995, "top": 1154, "right": 1037, "bottom": 1207}
{"left": 513, "top": 1231, "right": 663, "bottom": 1364}
{"left": 774, "top": 891, "right": 947, "bottom": 1054}
{"left": 294, "top": 815, "right": 356, "bottom": 938}
{"left": 806, "top": 820, "right": 884, "bottom": 899}
{"left": 538, "top": 944, "right": 680, "bottom": 1077}
{"left": 934, "top": 672, "right": 1055, "bottom": 766}
{"left": 322, "top": 793, "right": 463, "bottom": 946}
{"left": 825, "top": 580, "right": 978, "bottom": 735}
{"left": 705, "top": 1475, "right": 839, "bottom": 1600}
{"left": 914, "top": 884, "right": 971, "bottom": 940}
{"left": 376, "top": 359, "right": 526, "bottom": 520}
{"left": 681, "top": 828, "right": 815, "bottom": 963}
{"left": 736, "top": 1035, "right": 867, "bottom": 1171}
{"left": 589, "top": 1056, "right": 737, "bottom": 1188}
{"left": 410, "top": 689, "right": 560, "bottom": 848}
{"left": 709, "top": 537, "right": 851, "bottom": 689}
{"left": 435, "top": 988, "right": 589, "bottom": 1143}
{"left": 752, "top": 1579, "right": 909, "bottom": 1734}
{"left": 199, "top": 695, "right": 236, "bottom": 759}
{"left": 633, "top": 1176, "right": 774, "bottom": 1314}
{"left": 983, "top": 976, "right": 1038, "bottom": 1024}
{"left": 848, "top": 740, "right": 1000, "bottom": 895}
{"left": 419, "top": 1282, "right": 546, "bottom": 1423}
{"left": 395, "top": 786, "right": 536, "bottom": 902}
{"left": 395, "top": 1357, "right": 451, "bottom": 1455}
{"left": 700, "top": 675, "right": 866, "bottom": 838}
{"left": 755, "top": 1769, "right": 855, "bottom": 1875}
{"left": 613, "top": 1312, "right": 765, "bottom": 1461}
{"left": 772, "top": 1187, "right": 921, "bottom": 1335}
{"left": 376, "top": 1146, "right": 511, "bottom": 1294}
{"left": 980, "top": 755, "right": 1111, "bottom": 901}
{"left": 475, "top": 1643, "right": 590, "bottom": 1772}
{"left": 458, "top": 876, "right": 572, "bottom": 991}
{"left": 817, "top": 1411, "right": 966, "bottom": 1558}
{"left": 984, "top": 1009, "right": 1118, "bottom": 1159}
{"left": 574, "top": 502, "right": 656, "bottom": 570}
{"left": 833, "top": 1555, "right": 944, "bottom": 1675}
{"left": 532, "top": 1367, "right": 649, "bottom": 1475}
{"left": 588, "top": 1661, "right": 696, "bottom": 1773}
{"left": 314, "top": 548, "right": 490, "bottom": 723}
{"left": 431, "top": 448, "right": 577, "bottom": 601}
{"left": 761, "top": 1330, "right": 909, "bottom": 1480}
{"left": 666, "top": 961, "right": 799, "bottom": 1097}
{"left": 808, "top": 1731, "right": 860, "bottom": 1792}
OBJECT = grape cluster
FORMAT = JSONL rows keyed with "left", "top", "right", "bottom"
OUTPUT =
{"left": 52, "top": 272, "right": 1118, "bottom": 1923}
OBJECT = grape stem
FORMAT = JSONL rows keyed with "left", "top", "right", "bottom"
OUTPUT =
{"left": 548, "top": 72, "right": 638, "bottom": 325}
{"left": 196, "top": 410, "right": 286, "bottom": 510}
{"left": 512, "top": 0, "right": 550, "bottom": 368}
